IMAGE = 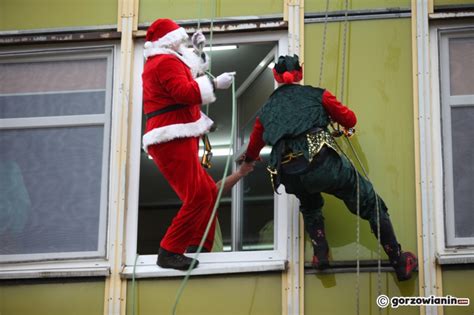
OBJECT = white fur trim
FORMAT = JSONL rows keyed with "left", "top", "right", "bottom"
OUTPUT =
{"left": 144, "top": 45, "right": 208, "bottom": 78}
{"left": 142, "top": 112, "right": 214, "bottom": 152}
{"left": 195, "top": 76, "right": 216, "bottom": 104}
{"left": 143, "top": 27, "right": 188, "bottom": 55}
{"left": 144, "top": 41, "right": 153, "bottom": 49}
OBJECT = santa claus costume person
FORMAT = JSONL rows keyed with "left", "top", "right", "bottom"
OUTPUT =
{"left": 142, "top": 18, "right": 236, "bottom": 270}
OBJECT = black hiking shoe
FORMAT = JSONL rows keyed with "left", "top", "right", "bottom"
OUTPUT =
{"left": 312, "top": 252, "right": 330, "bottom": 270}
{"left": 157, "top": 247, "right": 199, "bottom": 271}
{"left": 392, "top": 251, "right": 418, "bottom": 281}
{"left": 311, "top": 238, "right": 330, "bottom": 270}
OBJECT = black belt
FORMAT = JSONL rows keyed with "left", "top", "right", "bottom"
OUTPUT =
{"left": 145, "top": 104, "right": 187, "bottom": 120}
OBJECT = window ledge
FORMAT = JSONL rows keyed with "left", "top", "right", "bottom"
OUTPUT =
{"left": 121, "top": 260, "right": 287, "bottom": 279}
{"left": 0, "top": 261, "right": 110, "bottom": 280}
{"left": 437, "top": 251, "right": 474, "bottom": 265}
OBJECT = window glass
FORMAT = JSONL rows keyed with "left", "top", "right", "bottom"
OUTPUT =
{"left": 239, "top": 68, "right": 275, "bottom": 251}
{"left": 0, "top": 126, "right": 105, "bottom": 254}
{"left": 0, "top": 59, "right": 107, "bottom": 118}
{"left": 450, "top": 106, "right": 474, "bottom": 238}
{"left": 448, "top": 37, "right": 474, "bottom": 95}
{"left": 0, "top": 50, "right": 112, "bottom": 261}
{"left": 440, "top": 32, "right": 474, "bottom": 247}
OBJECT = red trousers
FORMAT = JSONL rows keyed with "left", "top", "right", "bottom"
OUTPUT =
{"left": 148, "top": 136, "right": 217, "bottom": 254}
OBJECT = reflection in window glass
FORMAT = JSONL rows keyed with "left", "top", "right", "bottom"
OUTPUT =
{"left": 449, "top": 37, "right": 474, "bottom": 95}
{"left": 239, "top": 68, "right": 276, "bottom": 251}
{"left": 0, "top": 51, "right": 111, "bottom": 260}
{"left": 440, "top": 32, "right": 474, "bottom": 247}
{"left": 0, "top": 127, "right": 105, "bottom": 254}
{"left": 450, "top": 106, "right": 474, "bottom": 238}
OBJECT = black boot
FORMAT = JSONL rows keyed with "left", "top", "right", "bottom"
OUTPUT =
{"left": 393, "top": 251, "right": 418, "bottom": 281}
{"left": 186, "top": 245, "right": 210, "bottom": 253}
{"left": 157, "top": 247, "right": 199, "bottom": 270}
{"left": 371, "top": 217, "right": 418, "bottom": 281}
{"left": 307, "top": 225, "right": 330, "bottom": 270}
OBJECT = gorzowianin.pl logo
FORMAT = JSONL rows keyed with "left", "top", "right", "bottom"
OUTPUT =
{"left": 376, "top": 295, "right": 470, "bottom": 308}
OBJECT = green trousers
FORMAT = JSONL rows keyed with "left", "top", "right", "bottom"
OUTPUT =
{"left": 280, "top": 148, "right": 390, "bottom": 236}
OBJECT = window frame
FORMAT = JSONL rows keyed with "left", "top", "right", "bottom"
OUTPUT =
{"left": 123, "top": 31, "right": 292, "bottom": 278}
{"left": 0, "top": 44, "right": 120, "bottom": 278}
{"left": 429, "top": 23, "right": 474, "bottom": 264}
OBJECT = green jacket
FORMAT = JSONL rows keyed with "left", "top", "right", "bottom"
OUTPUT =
{"left": 258, "top": 84, "right": 330, "bottom": 168}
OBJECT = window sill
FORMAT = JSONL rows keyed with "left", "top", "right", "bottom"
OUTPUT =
{"left": 0, "top": 261, "right": 110, "bottom": 280}
{"left": 437, "top": 249, "right": 474, "bottom": 265}
{"left": 121, "top": 260, "right": 287, "bottom": 279}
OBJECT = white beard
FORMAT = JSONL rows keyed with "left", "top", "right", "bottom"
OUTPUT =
{"left": 177, "top": 44, "right": 210, "bottom": 78}
{"left": 144, "top": 41, "right": 210, "bottom": 78}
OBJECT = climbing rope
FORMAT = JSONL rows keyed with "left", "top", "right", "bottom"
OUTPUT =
{"left": 318, "top": 0, "right": 330, "bottom": 87}
{"left": 172, "top": 1, "right": 237, "bottom": 312}
{"left": 172, "top": 76, "right": 236, "bottom": 315}
{"left": 319, "top": 0, "right": 383, "bottom": 313}
{"left": 355, "top": 170, "right": 361, "bottom": 315}
{"left": 197, "top": 0, "right": 216, "bottom": 116}
{"left": 330, "top": 1, "right": 364, "bottom": 312}
{"left": 339, "top": 0, "right": 349, "bottom": 104}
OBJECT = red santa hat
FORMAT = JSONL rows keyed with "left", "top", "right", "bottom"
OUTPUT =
{"left": 143, "top": 19, "right": 189, "bottom": 58}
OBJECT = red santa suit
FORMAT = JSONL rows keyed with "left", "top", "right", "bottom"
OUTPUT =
{"left": 142, "top": 19, "right": 218, "bottom": 254}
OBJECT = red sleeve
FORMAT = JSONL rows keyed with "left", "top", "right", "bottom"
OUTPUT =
{"left": 322, "top": 90, "right": 357, "bottom": 128}
{"left": 245, "top": 117, "right": 266, "bottom": 161}
{"left": 155, "top": 56, "right": 214, "bottom": 105}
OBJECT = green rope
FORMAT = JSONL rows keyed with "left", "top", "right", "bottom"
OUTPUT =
{"left": 171, "top": 77, "right": 236, "bottom": 315}
{"left": 171, "top": 1, "right": 225, "bottom": 313}
{"left": 197, "top": 0, "right": 202, "bottom": 29}
{"left": 204, "top": 0, "right": 216, "bottom": 116}
{"left": 339, "top": 134, "right": 383, "bottom": 315}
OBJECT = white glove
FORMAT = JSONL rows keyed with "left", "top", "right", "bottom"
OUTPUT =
{"left": 192, "top": 30, "right": 206, "bottom": 50}
{"left": 214, "top": 72, "right": 236, "bottom": 89}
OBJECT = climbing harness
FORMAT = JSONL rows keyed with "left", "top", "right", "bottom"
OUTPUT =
{"left": 200, "top": 134, "right": 213, "bottom": 169}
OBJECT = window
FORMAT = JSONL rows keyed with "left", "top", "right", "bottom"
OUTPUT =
{"left": 430, "top": 25, "right": 474, "bottom": 263}
{"left": 0, "top": 47, "right": 114, "bottom": 263}
{"left": 439, "top": 30, "right": 474, "bottom": 247}
{"left": 125, "top": 32, "right": 290, "bottom": 276}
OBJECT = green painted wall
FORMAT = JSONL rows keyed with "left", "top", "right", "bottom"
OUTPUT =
{"left": 305, "top": 272, "right": 419, "bottom": 314}
{"left": 0, "top": 280, "right": 105, "bottom": 315}
{"left": 305, "top": 0, "right": 410, "bottom": 13}
{"left": 304, "top": 18, "right": 416, "bottom": 262}
{"left": 442, "top": 269, "right": 474, "bottom": 315}
{"left": 138, "top": 0, "right": 283, "bottom": 25}
{"left": 126, "top": 273, "right": 281, "bottom": 315}
{"left": 0, "top": 0, "right": 117, "bottom": 31}
{"left": 435, "top": 0, "right": 474, "bottom": 7}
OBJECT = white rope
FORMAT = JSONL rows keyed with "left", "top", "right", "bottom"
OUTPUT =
{"left": 355, "top": 170, "right": 361, "bottom": 315}
{"left": 339, "top": 0, "right": 349, "bottom": 104}
{"left": 318, "top": 0, "right": 330, "bottom": 87}
{"left": 333, "top": 0, "right": 382, "bottom": 311}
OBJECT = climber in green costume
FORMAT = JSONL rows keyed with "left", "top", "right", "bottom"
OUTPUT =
{"left": 241, "top": 55, "right": 417, "bottom": 281}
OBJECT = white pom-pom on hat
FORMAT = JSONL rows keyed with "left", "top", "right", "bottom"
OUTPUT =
{"left": 144, "top": 41, "right": 153, "bottom": 49}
